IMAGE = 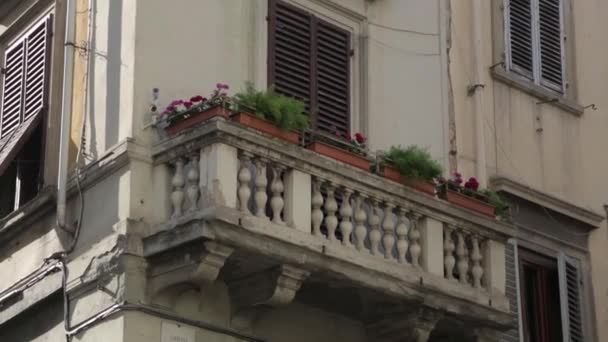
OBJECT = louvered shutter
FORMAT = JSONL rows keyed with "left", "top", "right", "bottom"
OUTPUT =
{"left": 269, "top": 0, "right": 351, "bottom": 135}
{"left": 558, "top": 254, "right": 584, "bottom": 342}
{"left": 1, "top": 41, "right": 25, "bottom": 137}
{"left": 315, "top": 21, "right": 350, "bottom": 135}
{"left": 0, "top": 16, "right": 51, "bottom": 138}
{"left": 24, "top": 17, "right": 52, "bottom": 121}
{"left": 268, "top": 0, "right": 313, "bottom": 117}
{"left": 502, "top": 239, "right": 522, "bottom": 342}
{"left": 538, "top": 0, "right": 564, "bottom": 91}
{"left": 507, "top": 0, "right": 534, "bottom": 78}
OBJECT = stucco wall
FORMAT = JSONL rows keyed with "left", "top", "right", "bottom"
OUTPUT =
{"left": 449, "top": 0, "right": 608, "bottom": 340}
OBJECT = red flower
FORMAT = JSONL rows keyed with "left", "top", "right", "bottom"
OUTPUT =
{"left": 190, "top": 95, "right": 204, "bottom": 102}
{"left": 464, "top": 177, "right": 479, "bottom": 191}
{"left": 184, "top": 101, "right": 193, "bottom": 109}
{"left": 335, "top": 132, "right": 342, "bottom": 138}
{"left": 345, "top": 134, "right": 352, "bottom": 141}
{"left": 354, "top": 132, "right": 366, "bottom": 144}
{"left": 170, "top": 99, "right": 184, "bottom": 106}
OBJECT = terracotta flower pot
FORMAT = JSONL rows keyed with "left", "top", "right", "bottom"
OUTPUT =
{"left": 309, "top": 141, "right": 371, "bottom": 171}
{"left": 381, "top": 166, "right": 436, "bottom": 196}
{"left": 166, "top": 105, "right": 230, "bottom": 135}
{"left": 444, "top": 189, "right": 495, "bottom": 217}
{"left": 232, "top": 112, "right": 300, "bottom": 144}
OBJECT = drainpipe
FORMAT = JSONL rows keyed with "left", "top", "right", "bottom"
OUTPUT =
{"left": 57, "top": 0, "right": 76, "bottom": 230}
{"left": 471, "top": 0, "right": 487, "bottom": 187}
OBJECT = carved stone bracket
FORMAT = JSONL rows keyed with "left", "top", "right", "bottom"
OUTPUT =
{"left": 228, "top": 264, "right": 310, "bottom": 330}
{"left": 148, "top": 241, "right": 234, "bottom": 296}
{"left": 367, "top": 307, "right": 443, "bottom": 342}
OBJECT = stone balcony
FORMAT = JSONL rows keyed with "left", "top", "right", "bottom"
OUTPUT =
{"left": 144, "top": 117, "right": 515, "bottom": 341}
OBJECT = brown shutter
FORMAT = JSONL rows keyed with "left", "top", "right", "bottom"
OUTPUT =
{"left": 268, "top": 0, "right": 351, "bottom": 135}
{"left": 0, "top": 15, "right": 51, "bottom": 138}
{"left": 315, "top": 20, "right": 350, "bottom": 135}
{"left": 1, "top": 40, "right": 25, "bottom": 137}
{"left": 268, "top": 0, "right": 313, "bottom": 115}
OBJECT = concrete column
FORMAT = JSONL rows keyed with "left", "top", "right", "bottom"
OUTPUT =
{"left": 420, "top": 216, "right": 444, "bottom": 276}
{"left": 199, "top": 143, "right": 238, "bottom": 209}
{"left": 483, "top": 239, "right": 506, "bottom": 295}
{"left": 284, "top": 169, "right": 311, "bottom": 233}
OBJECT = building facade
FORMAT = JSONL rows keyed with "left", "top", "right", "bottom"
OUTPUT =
{"left": 0, "top": 0, "right": 604, "bottom": 341}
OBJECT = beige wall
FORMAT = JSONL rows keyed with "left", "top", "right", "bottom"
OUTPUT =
{"left": 449, "top": 0, "right": 608, "bottom": 340}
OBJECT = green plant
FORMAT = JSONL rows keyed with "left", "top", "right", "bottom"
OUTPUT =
{"left": 377, "top": 145, "right": 443, "bottom": 181}
{"left": 479, "top": 189, "right": 511, "bottom": 220}
{"left": 235, "top": 83, "right": 309, "bottom": 131}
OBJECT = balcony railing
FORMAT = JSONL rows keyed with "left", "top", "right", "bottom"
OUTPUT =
{"left": 148, "top": 117, "right": 515, "bottom": 327}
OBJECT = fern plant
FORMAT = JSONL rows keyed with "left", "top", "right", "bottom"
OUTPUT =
{"left": 234, "top": 83, "right": 309, "bottom": 131}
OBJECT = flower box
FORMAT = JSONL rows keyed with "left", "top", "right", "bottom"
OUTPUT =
{"left": 231, "top": 112, "right": 300, "bottom": 144}
{"left": 443, "top": 189, "right": 495, "bottom": 217}
{"left": 166, "top": 105, "right": 230, "bottom": 136}
{"left": 309, "top": 141, "right": 371, "bottom": 171}
{"left": 382, "top": 165, "right": 436, "bottom": 196}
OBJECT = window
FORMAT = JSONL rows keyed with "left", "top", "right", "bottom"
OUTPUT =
{"left": 505, "top": 0, "right": 565, "bottom": 93}
{"left": 0, "top": 15, "right": 52, "bottom": 217}
{"left": 509, "top": 244, "right": 584, "bottom": 342}
{"left": 268, "top": 0, "right": 351, "bottom": 135}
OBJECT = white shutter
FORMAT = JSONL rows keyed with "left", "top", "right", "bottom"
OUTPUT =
{"left": 505, "top": 0, "right": 534, "bottom": 78}
{"left": 504, "top": 239, "right": 523, "bottom": 342}
{"left": 538, "top": 0, "right": 564, "bottom": 91}
{"left": 558, "top": 253, "right": 584, "bottom": 342}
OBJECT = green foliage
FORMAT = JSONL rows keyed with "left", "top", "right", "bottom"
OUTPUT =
{"left": 383, "top": 145, "right": 443, "bottom": 181}
{"left": 479, "top": 189, "right": 511, "bottom": 220}
{"left": 235, "top": 83, "right": 309, "bottom": 131}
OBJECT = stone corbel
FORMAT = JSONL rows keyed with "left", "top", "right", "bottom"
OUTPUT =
{"left": 148, "top": 241, "right": 233, "bottom": 296}
{"left": 367, "top": 307, "right": 443, "bottom": 342}
{"left": 228, "top": 264, "right": 310, "bottom": 330}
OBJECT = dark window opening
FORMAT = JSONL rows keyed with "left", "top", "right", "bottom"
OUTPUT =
{"left": 519, "top": 248, "right": 563, "bottom": 342}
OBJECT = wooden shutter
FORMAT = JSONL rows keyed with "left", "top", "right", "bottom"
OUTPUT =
{"left": 0, "top": 15, "right": 51, "bottom": 138}
{"left": 268, "top": 0, "right": 313, "bottom": 116}
{"left": 1, "top": 41, "right": 25, "bottom": 137}
{"left": 538, "top": 0, "right": 564, "bottom": 90}
{"left": 269, "top": 0, "right": 351, "bottom": 135}
{"left": 507, "top": 0, "right": 534, "bottom": 78}
{"left": 315, "top": 21, "right": 350, "bottom": 135}
{"left": 503, "top": 239, "right": 523, "bottom": 342}
{"left": 558, "top": 255, "right": 583, "bottom": 342}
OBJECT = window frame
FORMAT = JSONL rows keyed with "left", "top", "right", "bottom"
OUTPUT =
{"left": 491, "top": 0, "right": 582, "bottom": 115}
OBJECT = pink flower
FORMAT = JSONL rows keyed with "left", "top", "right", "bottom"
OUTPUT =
{"left": 190, "top": 95, "right": 204, "bottom": 102}
{"left": 335, "top": 132, "right": 342, "bottom": 138}
{"left": 216, "top": 83, "right": 223, "bottom": 89}
{"left": 202, "top": 97, "right": 208, "bottom": 102}
{"left": 452, "top": 172, "right": 463, "bottom": 185}
{"left": 165, "top": 105, "right": 176, "bottom": 112}
{"left": 170, "top": 99, "right": 184, "bottom": 106}
{"left": 184, "top": 101, "right": 193, "bottom": 109}
{"left": 464, "top": 177, "right": 479, "bottom": 191}
{"left": 345, "top": 134, "right": 352, "bottom": 141}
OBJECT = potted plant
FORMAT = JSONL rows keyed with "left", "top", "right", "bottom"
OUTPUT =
{"left": 308, "top": 130, "right": 371, "bottom": 171}
{"left": 162, "top": 83, "right": 232, "bottom": 135}
{"left": 231, "top": 83, "right": 309, "bottom": 144}
{"left": 371, "top": 145, "right": 442, "bottom": 196}
{"left": 437, "top": 173, "right": 509, "bottom": 219}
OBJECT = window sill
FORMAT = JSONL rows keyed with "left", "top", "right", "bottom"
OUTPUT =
{"left": 491, "top": 67, "right": 584, "bottom": 116}
{"left": 0, "top": 188, "right": 55, "bottom": 245}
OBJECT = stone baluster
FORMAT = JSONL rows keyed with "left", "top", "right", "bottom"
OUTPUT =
{"left": 444, "top": 225, "right": 456, "bottom": 280}
{"left": 270, "top": 164, "right": 285, "bottom": 224}
{"left": 456, "top": 231, "right": 469, "bottom": 285}
{"left": 324, "top": 183, "right": 339, "bottom": 241}
{"left": 353, "top": 193, "right": 368, "bottom": 252}
{"left": 237, "top": 152, "right": 253, "bottom": 214}
{"left": 471, "top": 235, "right": 484, "bottom": 289}
{"left": 171, "top": 158, "right": 186, "bottom": 217}
{"left": 311, "top": 178, "right": 325, "bottom": 237}
{"left": 368, "top": 198, "right": 382, "bottom": 256}
{"left": 408, "top": 212, "right": 422, "bottom": 268}
{"left": 395, "top": 208, "right": 410, "bottom": 264}
{"left": 186, "top": 154, "right": 200, "bottom": 212}
{"left": 339, "top": 188, "right": 354, "bottom": 247}
{"left": 382, "top": 203, "right": 396, "bottom": 260}
{"left": 254, "top": 158, "right": 268, "bottom": 219}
